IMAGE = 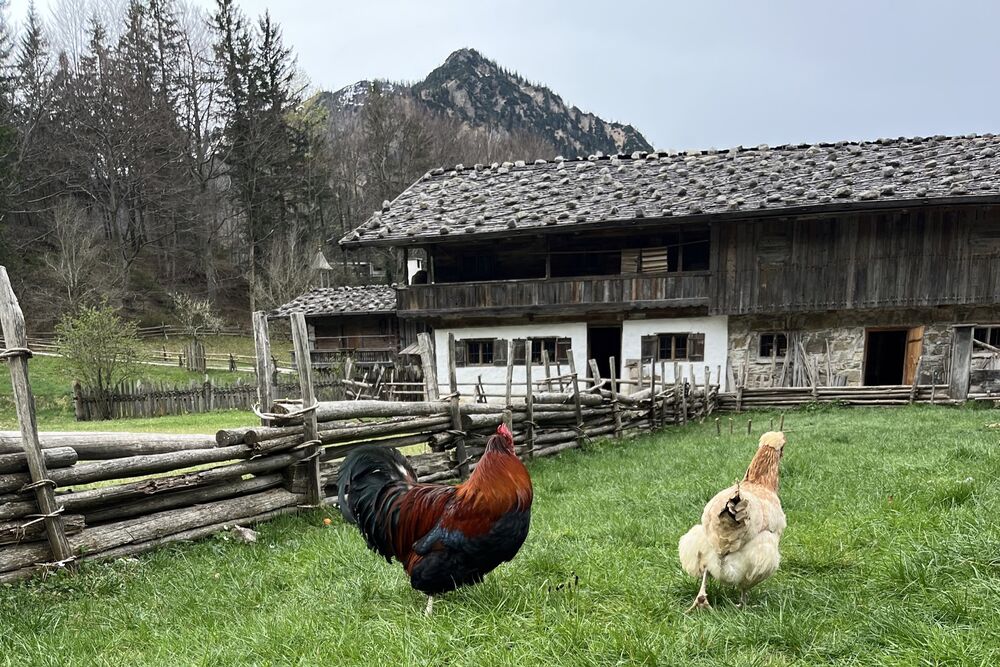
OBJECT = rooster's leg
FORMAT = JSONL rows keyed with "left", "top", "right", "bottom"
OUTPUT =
{"left": 685, "top": 570, "right": 712, "bottom": 612}
{"left": 738, "top": 590, "right": 749, "bottom": 608}
{"left": 424, "top": 595, "right": 434, "bottom": 617}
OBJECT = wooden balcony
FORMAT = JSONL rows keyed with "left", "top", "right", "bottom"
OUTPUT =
{"left": 397, "top": 273, "right": 712, "bottom": 317}
{"left": 309, "top": 348, "right": 397, "bottom": 368}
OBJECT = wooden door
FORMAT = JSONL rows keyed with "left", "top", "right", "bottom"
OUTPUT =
{"left": 903, "top": 326, "right": 924, "bottom": 384}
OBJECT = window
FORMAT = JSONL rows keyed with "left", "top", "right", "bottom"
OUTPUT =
{"left": 759, "top": 332, "right": 788, "bottom": 359}
{"left": 641, "top": 333, "right": 705, "bottom": 362}
{"left": 512, "top": 337, "right": 572, "bottom": 365}
{"left": 464, "top": 339, "right": 494, "bottom": 365}
{"left": 974, "top": 326, "right": 1000, "bottom": 348}
{"left": 550, "top": 250, "right": 621, "bottom": 277}
{"left": 621, "top": 229, "right": 711, "bottom": 274}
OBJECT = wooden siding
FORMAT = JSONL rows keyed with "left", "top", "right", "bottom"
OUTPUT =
{"left": 713, "top": 205, "right": 1000, "bottom": 315}
{"left": 397, "top": 274, "right": 711, "bottom": 317}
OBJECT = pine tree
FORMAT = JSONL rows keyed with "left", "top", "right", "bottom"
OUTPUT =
{"left": 0, "top": 0, "right": 16, "bottom": 249}
{"left": 212, "top": 1, "right": 308, "bottom": 311}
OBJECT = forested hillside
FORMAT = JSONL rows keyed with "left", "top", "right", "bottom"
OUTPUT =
{"left": 0, "top": 0, "right": 647, "bottom": 329}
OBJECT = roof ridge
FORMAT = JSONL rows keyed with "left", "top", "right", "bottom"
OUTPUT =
{"left": 415, "top": 132, "right": 997, "bottom": 178}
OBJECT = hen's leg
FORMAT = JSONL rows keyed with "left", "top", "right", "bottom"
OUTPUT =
{"left": 424, "top": 595, "right": 434, "bottom": 617}
{"left": 685, "top": 570, "right": 711, "bottom": 612}
{"left": 738, "top": 589, "right": 749, "bottom": 608}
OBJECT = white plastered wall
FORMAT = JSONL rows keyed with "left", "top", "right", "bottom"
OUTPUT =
{"left": 434, "top": 322, "right": 589, "bottom": 398}
{"left": 621, "top": 315, "right": 729, "bottom": 388}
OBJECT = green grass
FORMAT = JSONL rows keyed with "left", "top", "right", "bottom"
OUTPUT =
{"left": 2, "top": 406, "right": 1000, "bottom": 665}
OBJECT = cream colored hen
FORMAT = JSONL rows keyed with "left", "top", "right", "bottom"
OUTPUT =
{"left": 678, "top": 431, "right": 787, "bottom": 610}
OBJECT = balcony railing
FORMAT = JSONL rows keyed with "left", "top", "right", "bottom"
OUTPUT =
{"left": 397, "top": 273, "right": 711, "bottom": 316}
{"left": 309, "top": 348, "right": 397, "bottom": 367}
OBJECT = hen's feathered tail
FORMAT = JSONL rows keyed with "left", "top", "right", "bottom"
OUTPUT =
{"left": 707, "top": 481, "right": 752, "bottom": 555}
{"left": 337, "top": 445, "right": 417, "bottom": 562}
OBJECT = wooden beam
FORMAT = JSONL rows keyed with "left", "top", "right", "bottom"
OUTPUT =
{"left": 447, "top": 334, "right": 469, "bottom": 478}
{"left": 525, "top": 339, "right": 535, "bottom": 458}
{"left": 949, "top": 325, "right": 975, "bottom": 400}
{"left": 0, "top": 266, "right": 74, "bottom": 567}
{"left": 252, "top": 312, "right": 275, "bottom": 425}
{"left": 417, "top": 332, "right": 439, "bottom": 401}
{"left": 290, "top": 313, "right": 322, "bottom": 506}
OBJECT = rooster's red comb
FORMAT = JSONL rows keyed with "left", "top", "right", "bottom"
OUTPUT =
{"left": 497, "top": 423, "right": 513, "bottom": 440}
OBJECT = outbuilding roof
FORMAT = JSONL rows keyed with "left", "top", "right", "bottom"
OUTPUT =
{"left": 270, "top": 285, "right": 397, "bottom": 318}
{"left": 340, "top": 133, "right": 1000, "bottom": 247}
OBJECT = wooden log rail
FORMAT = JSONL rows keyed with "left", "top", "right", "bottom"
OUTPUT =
{"left": 0, "top": 340, "right": 719, "bottom": 583}
{"left": 716, "top": 384, "right": 952, "bottom": 410}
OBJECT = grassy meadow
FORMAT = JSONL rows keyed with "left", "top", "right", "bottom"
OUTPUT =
{"left": 1, "top": 405, "right": 998, "bottom": 665}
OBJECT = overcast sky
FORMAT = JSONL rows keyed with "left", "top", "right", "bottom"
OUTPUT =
{"left": 6, "top": 0, "right": 1000, "bottom": 150}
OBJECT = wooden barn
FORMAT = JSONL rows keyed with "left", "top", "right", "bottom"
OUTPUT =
{"left": 340, "top": 134, "right": 1000, "bottom": 394}
{"left": 270, "top": 285, "right": 409, "bottom": 368}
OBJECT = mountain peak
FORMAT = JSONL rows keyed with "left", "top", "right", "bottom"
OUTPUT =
{"left": 443, "top": 47, "right": 487, "bottom": 66}
{"left": 323, "top": 49, "right": 653, "bottom": 157}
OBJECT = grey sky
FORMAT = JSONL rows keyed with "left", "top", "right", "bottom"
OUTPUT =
{"left": 7, "top": 0, "right": 1000, "bottom": 150}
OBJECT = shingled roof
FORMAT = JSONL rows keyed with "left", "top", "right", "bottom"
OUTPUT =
{"left": 270, "top": 285, "right": 397, "bottom": 318}
{"left": 340, "top": 133, "right": 1000, "bottom": 247}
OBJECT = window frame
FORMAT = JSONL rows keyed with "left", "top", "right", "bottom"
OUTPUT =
{"left": 464, "top": 339, "right": 495, "bottom": 366}
{"left": 973, "top": 325, "right": 1000, "bottom": 349}
{"left": 758, "top": 332, "right": 789, "bottom": 360}
{"left": 512, "top": 337, "right": 572, "bottom": 365}
{"left": 657, "top": 333, "right": 689, "bottom": 361}
{"left": 641, "top": 332, "right": 705, "bottom": 362}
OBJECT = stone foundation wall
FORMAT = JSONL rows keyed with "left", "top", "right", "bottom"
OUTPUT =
{"left": 727, "top": 307, "right": 1000, "bottom": 388}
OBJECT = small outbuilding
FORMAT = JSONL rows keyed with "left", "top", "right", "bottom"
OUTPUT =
{"left": 270, "top": 285, "right": 415, "bottom": 368}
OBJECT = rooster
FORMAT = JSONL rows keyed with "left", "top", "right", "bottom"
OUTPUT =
{"left": 678, "top": 431, "right": 787, "bottom": 610}
{"left": 336, "top": 423, "right": 532, "bottom": 615}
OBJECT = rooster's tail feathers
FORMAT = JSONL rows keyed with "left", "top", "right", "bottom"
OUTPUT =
{"left": 336, "top": 445, "right": 416, "bottom": 530}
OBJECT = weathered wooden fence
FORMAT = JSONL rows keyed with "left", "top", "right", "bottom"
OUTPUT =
{"left": 1, "top": 301, "right": 718, "bottom": 582}
{"left": 716, "top": 384, "right": 953, "bottom": 410}
{"left": 71, "top": 376, "right": 353, "bottom": 421}
{"left": 71, "top": 367, "right": 428, "bottom": 421}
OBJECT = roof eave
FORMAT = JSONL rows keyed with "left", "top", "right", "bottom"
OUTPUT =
{"left": 338, "top": 194, "right": 1000, "bottom": 249}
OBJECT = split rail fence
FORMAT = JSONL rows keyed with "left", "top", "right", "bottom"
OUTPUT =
{"left": 1, "top": 291, "right": 719, "bottom": 583}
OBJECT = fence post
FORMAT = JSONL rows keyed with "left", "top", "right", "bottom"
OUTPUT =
{"left": 72, "top": 380, "right": 85, "bottom": 422}
{"left": 447, "top": 333, "right": 469, "bottom": 479}
{"left": 525, "top": 338, "right": 535, "bottom": 457}
{"left": 0, "top": 267, "right": 74, "bottom": 569}
{"left": 909, "top": 355, "right": 923, "bottom": 404}
{"left": 608, "top": 356, "right": 623, "bottom": 439}
{"left": 203, "top": 376, "right": 214, "bottom": 412}
{"left": 503, "top": 339, "right": 514, "bottom": 430}
{"left": 542, "top": 348, "right": 552, "bottom": 392}
{"left": 648, "top": 357, "right": 656, "bottom": 430}
{"left": 417, "top": 332, "right": 439, "bottom": 401}
{"left": 948, "top": 325, "right": 974, "bottom": 400}
{"left": 252, "top": 311, "right": 276, "bottom": 426}
{"left": 291, "top": 313, "right": 323, "bottom": 506}
{"left": 567, "top": 352, "right": 584, "bottom": 446}
{"left": 679, "top": 361, "right": 688, "bottom": 425}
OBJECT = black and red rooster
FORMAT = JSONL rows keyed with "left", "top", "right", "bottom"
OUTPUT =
{"left": 336, "top": 423, "right": 532, "bottom": 614}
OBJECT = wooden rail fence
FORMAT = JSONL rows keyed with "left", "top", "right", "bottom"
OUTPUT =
{"left": 1, "top": 299, "right": 718, "bottom": 583}
{"left": 71, "top": 377, "right": 353, "bottom": 421}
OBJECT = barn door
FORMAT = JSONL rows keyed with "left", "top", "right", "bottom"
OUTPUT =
{"left": 903, "top": 326, "right": 924, "bottom": 384}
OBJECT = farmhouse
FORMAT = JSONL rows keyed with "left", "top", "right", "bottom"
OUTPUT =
{"left": 340, "top": 133, "right": 1000, "bottom": 392}
{"left": 270, "top": 285, "right": 409, "bottom": 367}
